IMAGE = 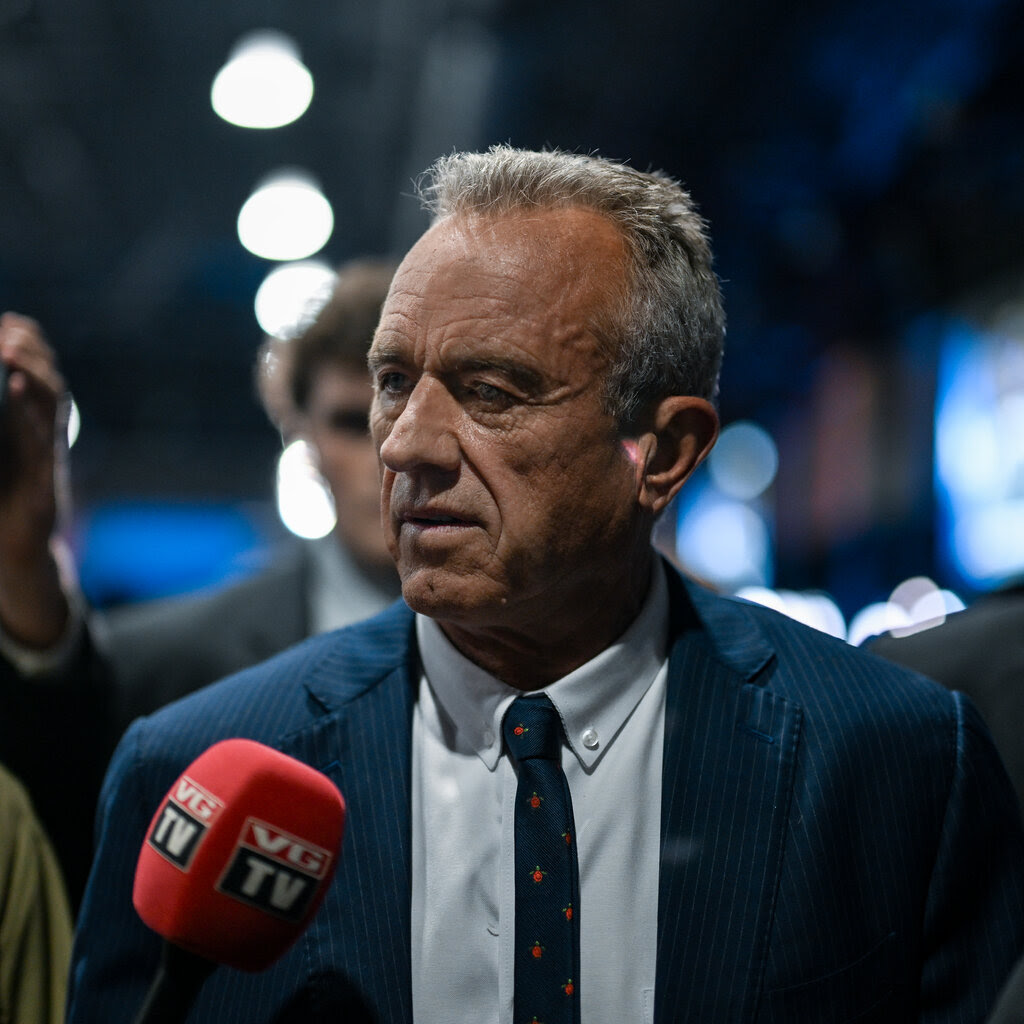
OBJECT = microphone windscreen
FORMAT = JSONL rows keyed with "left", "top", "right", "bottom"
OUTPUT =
{"left": 132, "top": 738, "right": 345, "bottom": 971}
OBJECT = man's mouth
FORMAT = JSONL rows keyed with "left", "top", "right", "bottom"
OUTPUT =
{"left": 401, "top": 510, "right": 473, "bottom": 528}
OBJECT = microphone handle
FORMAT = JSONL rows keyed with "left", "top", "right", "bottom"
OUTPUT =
{"left": 132, "top": 942, "right": 218, "bottom": 1024}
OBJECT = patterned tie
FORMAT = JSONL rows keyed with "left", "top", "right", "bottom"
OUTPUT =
{"left": 503, "top": 694, "right": 581, "bottom": 1024}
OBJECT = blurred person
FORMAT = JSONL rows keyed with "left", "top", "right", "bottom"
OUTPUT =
{"left": 0, "top": 761, "right": 72, "bottom": 1024}
{"left": 867, "top": 579, "right": 1024, "bottom": 813}
{"left": 98, "top": 257, "right": 402, "bottom": 727}
{"left": 869, "top": 589, "right": 1024, "bottom": 1024}
{"left": 68, "top": 146, "right": 1024, "bottom": 1023}
{"left": 867, "top": 584, "right": 1024, "bottom": 1024}
{"left": 0, "top": 260, "right": 401, "bottom": 908}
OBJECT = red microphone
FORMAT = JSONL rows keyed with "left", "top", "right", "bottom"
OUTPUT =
{"left": 130, "top": 738, "right": 346, "bottom": 1023}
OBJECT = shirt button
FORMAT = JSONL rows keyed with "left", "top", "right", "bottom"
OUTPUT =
{"left": 581, "top": 728, "right": 599, "bottom": 750}
{"left": 483, "top": 729, "right": 495, "bottom": 747}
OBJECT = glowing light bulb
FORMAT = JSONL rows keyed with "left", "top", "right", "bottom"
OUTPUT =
{"left": 276, "top": 439, "right": 336, "bottom": 539}
{"left": 254, "top": 260, "right": 335, "bottom": 338}
{"left": 237, "top": 171, "right": 334, "bottom": 261}
{"left": 211, "top": 31, "right": 314, "bottom": 129}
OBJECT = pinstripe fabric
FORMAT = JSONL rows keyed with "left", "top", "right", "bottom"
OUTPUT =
{"left": 655, "top": 578, "right": 1024, "bottom": 1023}
{"left": 67, "top": 601, "right": 418, "bottom": 1024}
{"left": 67, "top": 573, "right": 1024, "bottom": 1023}
{"left": 656, "top": 578, "right": 801, "bottom": 1021}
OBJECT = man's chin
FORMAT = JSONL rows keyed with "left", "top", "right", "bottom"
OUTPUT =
{"left": 398, "top": 566, "right": 503, "bottom": 625}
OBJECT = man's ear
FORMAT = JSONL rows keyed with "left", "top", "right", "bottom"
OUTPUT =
{"left": 636, "top": 396, "right": 719, "bottom": 515}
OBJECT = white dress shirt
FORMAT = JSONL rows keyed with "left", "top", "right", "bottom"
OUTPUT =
{"left": 411, "top": 562, "right": 669, "bottom": 1023}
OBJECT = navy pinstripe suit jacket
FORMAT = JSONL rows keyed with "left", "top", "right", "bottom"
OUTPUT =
{"left": 67, "top": 571, "right": 1024, "bottom": 1022}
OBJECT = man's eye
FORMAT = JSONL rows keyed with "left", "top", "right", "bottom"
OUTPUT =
{"left": 471, "top": 381, "right": 513, "bottom": 406}
{"left": 377, "top": 371, "right": 409, "bottom": 394}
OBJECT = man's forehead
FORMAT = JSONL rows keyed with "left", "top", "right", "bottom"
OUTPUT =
{"left": 368, "top": 207, "right": 627, "bottom": 378}
{"left": 385, "top": 216, "right": 522, "bottom": 293}
{"left": 398, "top": 206, "right": 623, "bottom": 272}
{"left": 381, "top": 209, "right": 625, "bottom": 313}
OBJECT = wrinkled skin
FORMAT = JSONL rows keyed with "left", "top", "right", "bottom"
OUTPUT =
{"left": 368, "top": 207, "right": 717, "bottom": 688}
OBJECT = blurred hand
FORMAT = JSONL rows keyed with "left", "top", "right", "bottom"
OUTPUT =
{"left": 0, "top": 312, "right": 72, "bottom": 646}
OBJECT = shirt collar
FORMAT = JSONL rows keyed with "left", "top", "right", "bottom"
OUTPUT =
{"left": 416, "top": 561, "right": 670, "bottom": 771}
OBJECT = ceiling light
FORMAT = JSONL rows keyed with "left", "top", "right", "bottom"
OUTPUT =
{"left": 211, "top": 31, "right": 314, "bottom": 129}
{"left": 237, "top": 171, "right": 334, "bottom": 261}
{"left": 254, "top": 260, "right": 336, "bottom": 338}
{"left": 276, "top": 439, "right": 336, "bottom": 539}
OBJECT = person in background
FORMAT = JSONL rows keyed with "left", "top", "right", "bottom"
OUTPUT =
{"left": 866, "top": 583, "right": 1024, "bottom": 1024}
{"left": 866, "top": 579, "right": 1024, "bottom": 813}
{"left": 0, "top": 259, "right": 401, "bottom": 908}
{"left": 68, "top": 146, "right": 1024, "bottom": 1022}
{"left": 0, "top": 761, "right": 72, "bottom": 1024}
{"left": 98, "top": 257, "right": 402, "bottom": 727}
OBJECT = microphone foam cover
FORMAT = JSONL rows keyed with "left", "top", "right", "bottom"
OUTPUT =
{"left": 133, "top": 738, "right": 345, "bottom": 971}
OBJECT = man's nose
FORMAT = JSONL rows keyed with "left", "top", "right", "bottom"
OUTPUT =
{"left": 378, "top": 377, "right": 461, "bottom": 473}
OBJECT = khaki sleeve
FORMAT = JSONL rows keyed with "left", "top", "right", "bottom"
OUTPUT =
{"left": 0, "top": 764, "right": 73, "bottom": 1024}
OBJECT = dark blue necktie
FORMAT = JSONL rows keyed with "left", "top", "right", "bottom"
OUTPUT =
{"left": 503, "top": 694, "right": 581, "bottom": 1024}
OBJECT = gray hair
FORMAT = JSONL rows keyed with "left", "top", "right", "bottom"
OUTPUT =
{"left": 415, "top": 145, "right": 725, "bottom": 429}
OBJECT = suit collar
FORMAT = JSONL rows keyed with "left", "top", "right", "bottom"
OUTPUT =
{"left": 296, "top": 569, "right": 774, "bottom": 708}
{"left": 669, "top": 569, "right": 775, "bottom": 684}
{"left": 299, "top": 599, "right": 417, "bottom": 714}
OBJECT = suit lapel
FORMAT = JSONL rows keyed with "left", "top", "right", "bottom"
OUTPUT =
{"left": 278, "top": 607, "right": 418, "bottom": 1023}
{"left": 656, "top": 577, "right": 802, "bottom": 1022}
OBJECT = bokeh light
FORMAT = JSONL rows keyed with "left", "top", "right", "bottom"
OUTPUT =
{"left": 211, "top": 31, "right": 314, "bottom": 130}
{"left": 847, "top": 601, "right": 912, "bottom": 647}
{"left": 254, "top": 260, "right": 336, "bottom": 338}
{"left": 845, "top": 576, "right": 965, "bottom": 645}
{"left": 675, "top": 494, "right": 771, "bottom": 590}
{"left": 276, "top": 439, "right": 336, "bottom": 540}
{"left": 237, "top": 172, "right": 334, "bottom": 261}
{"left": 67, "top": 396, "right": 80, "bottom": 447}
{"left": 708, "top": 420, "right": 779, "bottom": 500}
{"left": 935, "top": 317, "right": 1024, "bottom": 586}
{"left": 736, "top": 586, "right": 846, "bottom": 639}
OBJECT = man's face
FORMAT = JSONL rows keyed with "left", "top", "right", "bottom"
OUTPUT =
{"left": 303, "top": 364, "right": 392, "bottom": 571}
{"left": 368, "top": 206, "right": 650, "bottom": 634}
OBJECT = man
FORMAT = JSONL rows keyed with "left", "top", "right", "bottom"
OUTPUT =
{"left": 67, "top": 147, "right": 1024, "bottom": 1022}
{"left": 93, "top": 257, "right": 402, "bottom": 726}
{"left": 866, "top": 586, "right": 1024, "bottom": 1024}
{"left": 0, "top": 260, "right": 401, "bottom": 907}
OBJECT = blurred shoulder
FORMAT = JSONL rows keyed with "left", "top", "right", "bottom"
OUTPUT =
{"left": 678, "top": 573, "right": 958, "bottom": 718}
{"left": 112, "top": 599, "right": 415, "bottom": 774}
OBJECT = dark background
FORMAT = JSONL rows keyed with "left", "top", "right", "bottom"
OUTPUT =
{"left": 3, "top": 0, "right": 1023, "bottom": 618}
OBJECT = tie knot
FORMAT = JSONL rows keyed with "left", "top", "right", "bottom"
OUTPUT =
{"left": 503, "top": 695, "right": 564, "bottom": 762}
